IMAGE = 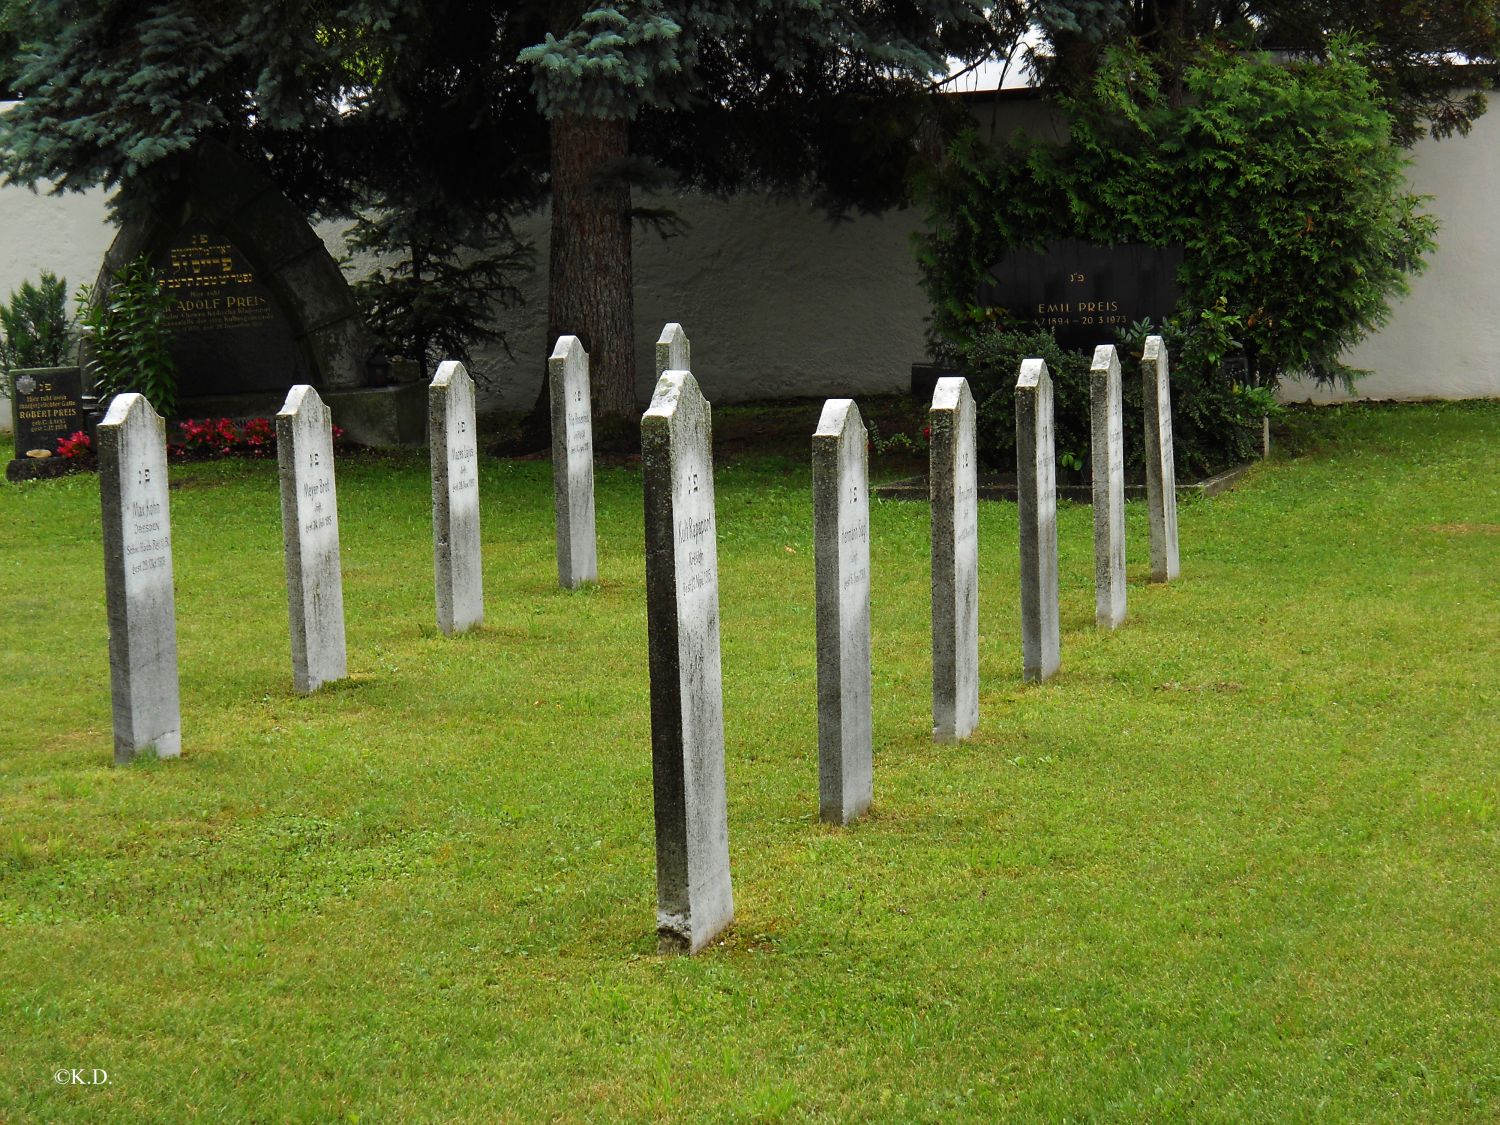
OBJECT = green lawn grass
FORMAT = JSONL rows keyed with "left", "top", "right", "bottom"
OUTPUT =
{"left": 2, "top": 401, "right": 1497, "bottom": 1121}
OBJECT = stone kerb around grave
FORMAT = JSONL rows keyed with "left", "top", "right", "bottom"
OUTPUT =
{"left": 277, "top": 385, "right": 348, "bottom": 693}
{"left": 812, "top": 398, "right": 873, "bottom": 825}
{"left": 1142, "top": 335, "right": 1181, "bottom": 582}
{"left": 98, "top": 393, "right": 182, "bottom": 764}
{"left": 430, "top": 361, "right": 483, "bottom": 634}
{"left": 642, "top": 368, "right": 733, "bottom": 954}
{"left": 655, "top": 322, "right": 691, "bottom": 382}
{"left": 548, "top": 336, "right": 598, "bottom": 589}
{"left": 1090, "top": 344, "right": 1127, "bottom": 629}
{"left": 929, "top": 376, "right": 980, "bottom": 743}
{"left": 1016, "top": 358, "right": 1061, "bottom": 682}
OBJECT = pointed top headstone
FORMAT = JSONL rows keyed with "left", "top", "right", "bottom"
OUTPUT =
{"left": 549, "top": 335, "right": 598, "bottom": 589}
{"left": 431, "top": 360, "right": 484, "bottom": 634}
{"left": 1016, "top": 358, "right": 1060, "bottom": 682}
{"left": 1090, "top": 344, "right": 1126, "bottom": 629}
{"left": 1142, "top": 335, "right": 1180, "bottom": 582}
{"left": 655, "top": 323, "right": 691, "bottom": 383}
{"left": 929, "top": 376, "right": 979, "bottom": 742}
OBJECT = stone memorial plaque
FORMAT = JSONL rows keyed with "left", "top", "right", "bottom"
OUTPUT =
{"left": 1142, "top": 335, "right": 1181, "bottom": 583}
{"left": 548, "top": 336, "right": 598, "bottom": 589}
{"left": 642, "top": 367, "right": 733, "bottom": 954}
{"left": 431, "top": 361, "right": 483, "bottom": 635}
{"left": 1016, "top": 359, "right": 1060, "bottom": 682}
{"left": 98, "top": 393, "right": 181, "bottom": 764}
{"left": 277, "top": 385, "right": 347, "bottom": 692}
{"left": 156, "top": 219, "right": 309, "bottom": 397}
{"left": 1090, "top": 344, "right": 1127, "bottom": 629}
{"left": 930, "top": 377, "right": 979, "bottom": 742}
{"left": 655, "top": 322, "right": 691, "bottom": 383}
{"left": 11, "top": 367, "right": 84, "bottom": 459}
{"left": 977, "top": 240, "right": 1183, "bottom": 349}
{"left": 813, "top": 398, "right": 872, "bottom": 825}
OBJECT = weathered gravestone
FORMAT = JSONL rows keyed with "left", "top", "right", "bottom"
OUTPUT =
{"left": 812, "top": 398, "right": 872, "bottom": 825}
{"left": 98, "top": 393, "right": 181, "bottom": 764}
{"left": 1142, "top": 335, "right": 1181, "bottom": 583}
{"left": 277, "top": 386, "right": 348, "bottom": 692}
{"left": 930, "top": 377, "right": 979, "bottom": 742}
{"left": 10, "top": 367, "right": 85, "bottom": 458}
{"left": 1090, "top": 344, "right": 1126, "bottom": 629}
{"left": 430, "top": 361, "right": 483, "bottom": 635}
{"left": 642, "top": 368, "right": 733, "bottom": 954}
{"left": 1016, "top": 359, "right": 1060, "bottom": 682}
{"left": 548, "top": 336, "right": 597, "bottom": 589}
{"left": 656, "top": 323, "right": 690, "bottom": 382}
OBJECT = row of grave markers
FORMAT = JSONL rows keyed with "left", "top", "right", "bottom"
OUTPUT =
{"left": 96, "top": 324, "right": 1179, "bottom": 954}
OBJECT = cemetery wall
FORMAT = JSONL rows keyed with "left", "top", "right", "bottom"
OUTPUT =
{"left": 3, "top": 97, "right": 1497, "bottom": 432}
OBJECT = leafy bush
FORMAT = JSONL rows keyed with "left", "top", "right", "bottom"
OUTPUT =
{"left": 76, "top": 255, "right": 178, "bottom": 417}
{"left": 916, "top": 39, "right": 1437, "bottom": 472}
{"left": 0, "top": 271, "right": 73, "bottom": 370}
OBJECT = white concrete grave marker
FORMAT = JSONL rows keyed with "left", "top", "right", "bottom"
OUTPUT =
{"left": 642, "top": 367, "right": 733, "bottom": 954}
{"left": 1090, "top": 344, "right": 1126, "bottom": 629}
{"left": 930, "top": 376, "right": 979, "bottom": 742}
{"left": 1016, "top": 359, "right": 1060, "bottom": 682}
{"left": 812, "top": 398, "right": 872, "bottom": 825}
{"left": 1142, "top": 335, "right": 1180, "bottom": 582}
{"left": 98, "top": 393, "right": 181, "bottom": 764}
{"left": 277, "top": 385, "right": 348, "bottom": 693}
{"left": 548, "top": 335, "right": 597, "bottom": 589}
{"left": 655, "top": 322, "right": 690, "bottom": 382}
{"left": 431, "top": 361, "right": 483, "bottom": 634}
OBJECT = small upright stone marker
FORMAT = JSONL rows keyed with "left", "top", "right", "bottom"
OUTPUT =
{"left": 1016, "top": 359, "right": 1060, "bottom": 682}
{"left": 277, "top": 385, "right": 347, "bottom": 693}
{"left": 431, "top": 361, "right": 483, "bottom": 634}
{"left": 812, "top": 398, "right": 872, "bottom": 825}
{"left": 1090, "top": 344, "right": 1126, "bottom": 629}
{"left": 98, "top": 393, "right": 181, "bottom": 764}
{"left": 930, "top": 377, "right": 979, "bottom": 742}
{"left": 642, "top": 367, "right": 733, "bottom": 954}
{"left": 548, "top": 335, "right": 597, "bottom": 589}
{"left": 1142, "top": 335, "right": 1180, "bottom": 582}
{"left": 655, "top": 322, "right": 690, "bottom": 382}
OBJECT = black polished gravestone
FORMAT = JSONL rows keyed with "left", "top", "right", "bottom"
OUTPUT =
{"left": 977, "top": 240, "right": 1184, "bottom": 349}
{"left": 154, "top": 219, "right": 311, "bottom": 399}
{"left": 10, "top": 366, "right": 85, "bottom": 457}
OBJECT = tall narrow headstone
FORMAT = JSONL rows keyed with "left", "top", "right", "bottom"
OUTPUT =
{"left": 655, "top": 322, "right": 690, "bottom": 382}
{"left": 98, "top": 393, "right": 181, "bottom": 764}
{"left": 930, "top": 377, "right": 979, "bottom": 742}
{"left": 1090, "top": 344, "right": 1126, "bottom": 629}
{"left": 548, "top": 336, "right": 597, "bottom": 589}
{"left": 1142, "top": 335, "right": 1180, "bottom": 582}
{"left": 431, "top": 361, "right": 483, "bottom": 634}
{"left": 1016, "top": 359, "right": 1060, "bottom": 682}
{"left": 277, "top": 385, "right": 347, "bottom": 693}
{"left": 812, "top": 398, "right": 872, "bottom": 824}
{"left": 642, "top": 368, "right": 733, "bottom": 954}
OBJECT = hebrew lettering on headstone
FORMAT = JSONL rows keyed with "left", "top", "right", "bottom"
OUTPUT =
{"left": 548, "top": 336, "right": 597, "bottom": 589}
{"left": 1090, "top": 344, "right": 1126, "bottom": 629}
{"left": 431, "top": 361, "right": 483, "bottom": 634}
{"left": 277, "top": 385, "right": 348, "bottom": 693}
{"left": 813, "top": 398, "right": 872, "bottom": 824}
{"left": 655, "top": 322, "right": 690, "bottom": 383}
{"left": 1016, "top": 359, "right": 1060, "bottom": 682}
{"left": 1142, "top": 335, "right": 1180, "bottom": 583}
{"left": 642, "top": 367, "right": 733, "bottom": 954}
{"left": 930, "top": 377, "right": 980, "bottom": 742}
{"left": 98, "top": 393, "right": 181, "bottom": 764}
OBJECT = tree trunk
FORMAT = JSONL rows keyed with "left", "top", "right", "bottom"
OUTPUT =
{"left": 516, "top": 112, "right": 635, "bottom": 452}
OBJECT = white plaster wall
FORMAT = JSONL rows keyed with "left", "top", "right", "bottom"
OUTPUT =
{"left": 1281, "top": 101, "right": 1500, "bottom": 403}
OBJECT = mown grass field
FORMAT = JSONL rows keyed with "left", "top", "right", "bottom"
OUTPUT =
{"left": 2, "top": 401, "right": 1496, "bottom": 1121}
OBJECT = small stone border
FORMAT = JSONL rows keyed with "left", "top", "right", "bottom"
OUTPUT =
{"left": 873, "top": 461, "right": 1254, "bottom": 503}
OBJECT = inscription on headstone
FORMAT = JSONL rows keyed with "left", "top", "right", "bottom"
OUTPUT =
{"left": 1142, "top": 335, "right": 1181, "bottom": 583}
{"left": 156, "top": 219, "right": 308, "bottom": 396}
{"left": 656, "top": 322, "right": 690, "bottom": 382}
{"left": 1016, "top": 359, "right": 1061, "bottom": 682}
{"left": 977, "top": 240, "right": 1183, "bottom": 349}
{"left": 813, "top": 398, "right": 872, "bottom": 825}
{"left": 930, "top": 377, "right": 979, "bottom": 742}
{"left": 277, "top": 385, "right": 347, "bottom": 692}
{"left": 1090, "top": 344, "right": 1126, "bottom": 629}
{"left": 10, "top": 367, "right": 84, "bottom": 458}
{"left": 98, "top": 393, "right": 181, "bottom": 764}
{"left": 642, "top": 368, "right": 733, "bottom": 954}
{"left": 431, "top": 361, "right": 483, "bottom": 635}
{"left": 548, "top": 336, "right": 597, "bottom": 589}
